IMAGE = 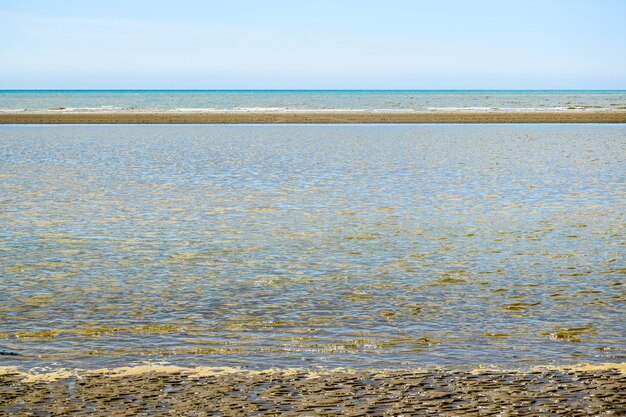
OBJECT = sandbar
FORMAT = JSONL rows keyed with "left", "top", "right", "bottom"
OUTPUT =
{"left": 1, "top": 111, "right": 626, "bottom": 124}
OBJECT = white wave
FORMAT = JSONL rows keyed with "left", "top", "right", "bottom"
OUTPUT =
{"left": 168, "top": 107, "right": 376, "bottom": 113}
{"left": 0, "top": 108, "right": 27, "bottom": 113}
{"left": 1, "top": 106, "right": 620, "bottom": 114}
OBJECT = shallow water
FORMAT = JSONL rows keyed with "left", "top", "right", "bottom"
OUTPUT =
{"left": 1, "top": 90, "right": 625, "bottom": 112}
{"left": 0, "top": 124, "right": 624, "bottom": 371}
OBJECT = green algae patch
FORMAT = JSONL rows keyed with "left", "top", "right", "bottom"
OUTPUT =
{"left": 431, "top": 272, "right": 469, "bottom": 286}
{"left": 76, "top": 325, "right": 184, "bottom": 337}
{"left": 432, "top": 270, "right": 471, "bottom": 285}
{"left": 11, "top": 325, "right": 188, "bottom": 340}
{"left": 343, "top": 233, "right": 380, "bottom": 241}
{"left": 344, "top": 294, "right": 372, "bottom": 302}
{"left": 10, "top": 265, "right": 29, "bottom": 273}
{"left": 553, "top": 331, "right": 582, "bottom": 342}
{"left": 16, "top": 330, "right": 61, "bottom": 339}
{"left": 433, "top": 277, "right": 467, "bottom": 285}
{"left": 21, "top": 295, "right": 55, "bottom": 307}
{"left": 484, "top": 333, "right": 510, "bottom": 338}
{"left": 545, "top": 327, "right": 597, "bottom": 343}
{"left": 380, "top": 311, "right": 400, "bottom": 319}
{"left": 501, "top": 302, "right": 541, "bottom": 312}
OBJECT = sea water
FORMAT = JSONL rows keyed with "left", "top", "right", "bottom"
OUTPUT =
{"left": 0, "top": 124, "right": 624, "bottom": 371}
{"left": 0, "top": 90, "right": 625, "bottom": 113}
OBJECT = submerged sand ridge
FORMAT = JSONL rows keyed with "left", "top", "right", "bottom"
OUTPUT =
{"left": 1, "top": 365, "right": 625, "bottom": 415}
{"left": 1, "top": 110, "right": 626, "bottom": 124}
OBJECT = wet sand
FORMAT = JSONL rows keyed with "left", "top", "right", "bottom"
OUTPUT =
{"left": 2, "top": 366, "right": 624, "bottom": 415}
{"left": 1, "top": 111, "right": 626, "bottom": 124}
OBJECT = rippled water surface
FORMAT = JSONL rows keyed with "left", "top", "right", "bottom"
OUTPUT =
{"left": 1, "top": 125, "right": 624, "bottom": 371}
{"left": 1, "top": 90, "right": 625, "bottom": 112}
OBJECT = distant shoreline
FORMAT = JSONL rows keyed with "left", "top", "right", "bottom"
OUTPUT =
{"left": 1, "top": 111, "right": 626, "bottom": 124}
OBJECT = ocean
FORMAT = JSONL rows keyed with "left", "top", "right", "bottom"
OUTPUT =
{"left": 1, "top": 90, "right": 625, "bottom": 113}
{"left": 1, "top": 124, "right": 624, "bottom": 372}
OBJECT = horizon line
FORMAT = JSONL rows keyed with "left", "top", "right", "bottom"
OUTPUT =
{"left": 2, "top": 89, "right": 626, "bottom": 92}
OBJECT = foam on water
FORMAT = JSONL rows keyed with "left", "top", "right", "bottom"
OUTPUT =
{"left": 2, "top": 362, "right": 625, "bottom": 384}
{"left": 0, "top": 90, "right": 625, "bottom": 113}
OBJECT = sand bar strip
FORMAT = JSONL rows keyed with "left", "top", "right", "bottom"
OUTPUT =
{"left": 1, "top": 111, "right": 626, "bottom": 124}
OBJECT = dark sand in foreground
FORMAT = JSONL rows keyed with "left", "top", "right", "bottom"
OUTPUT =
{"left": 1, "top": 111, "right": 626, "bottom": 124}
{"left": 2, "top": 366, "right": 625, "bottom": 415}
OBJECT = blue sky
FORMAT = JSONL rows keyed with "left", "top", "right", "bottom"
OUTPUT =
{"left": 1, "top": 0, "right": 625, "bottom": 89}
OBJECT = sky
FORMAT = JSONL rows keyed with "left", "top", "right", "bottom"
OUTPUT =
{"left": 1, "top": 0, "right": 625, "bottom": 89}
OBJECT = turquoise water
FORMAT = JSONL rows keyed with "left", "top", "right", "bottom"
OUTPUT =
{"left": 0, "top": 124, "right": 625, "bottom": 372}
{"left": 1, "top": 90, "right": 625, "bottom": 112}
